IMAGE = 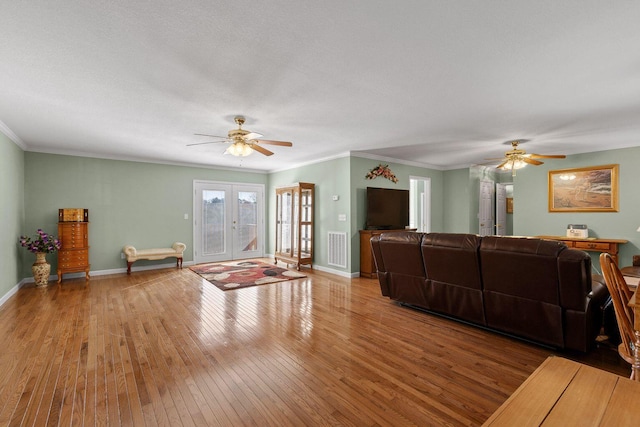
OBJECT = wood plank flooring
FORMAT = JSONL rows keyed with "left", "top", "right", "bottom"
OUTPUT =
{"left": 0, "top": 262, "right": 629, "bottom": 426}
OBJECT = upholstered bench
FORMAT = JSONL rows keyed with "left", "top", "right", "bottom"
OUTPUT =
{"left": 123, "top": 242, "right": 186, "bottom": 274}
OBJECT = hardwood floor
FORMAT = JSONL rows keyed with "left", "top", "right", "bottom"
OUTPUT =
{"left": 0, "top": 262, "right": 628, "bottom": 426}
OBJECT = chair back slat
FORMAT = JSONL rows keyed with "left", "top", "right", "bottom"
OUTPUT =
{"left": 599, "top": 253, "right": 635, "bottom": 359}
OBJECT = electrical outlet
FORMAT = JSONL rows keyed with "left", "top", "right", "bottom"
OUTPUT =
{"left": 121, "top": 252, "right": 125, "bottom": 259}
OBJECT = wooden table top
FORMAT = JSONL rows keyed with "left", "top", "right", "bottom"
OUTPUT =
{"left": 536, "top": 235, "right": 629, "bottom": 244}
{"left": 483, "top": 356, "right": 640, "bottom": 426}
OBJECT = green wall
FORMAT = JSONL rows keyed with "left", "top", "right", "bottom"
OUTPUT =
{"left": 0, "top": 131, "right": 24, "bottom": 297}
{"left": 514, "top": 147, "right": 640, "bottom": 270}
{"left": 268, "top": 155, "right": 446, "bottom": 275}
{"left": 8, "top": 144, "right": 640, "bottom": 300}
{"left": 268, "top": 156, "right": 352, "bottom": 272}
{"left": 23, "top": 153, "right": 267, "bottom": 277}
{"left": 443, "top": 168, "right": 470, "bottom": 233}
{"left": 349, "top": 156, "right": 445, "bottom": 273}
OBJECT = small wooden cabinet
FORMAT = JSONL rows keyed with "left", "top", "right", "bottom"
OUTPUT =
{"left": 360, "top": 229, "right": 415, "bottom": 278}
{"left": 275, "top": 183, "right": 314, "bottom": 270}
{"left": 57, "top": 209, "right": 90, "bottom": 283}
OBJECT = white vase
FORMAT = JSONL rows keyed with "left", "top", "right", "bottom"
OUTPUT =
{"left": 32, "top": 252, "right": 51, "bottom": 287}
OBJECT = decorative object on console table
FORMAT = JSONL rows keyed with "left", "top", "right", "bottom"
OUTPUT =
{"left": 57, "top": 208, "right": 90, "bottom": 284}
{"left": 274, "top": 183, "right": 314, "bottom": 270}
{"left": 19, "top": 228, "right": 62, "bottom": 287}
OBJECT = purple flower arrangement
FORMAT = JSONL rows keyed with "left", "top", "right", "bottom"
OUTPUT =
{"left": 19, "top": 229, "right": 62, "bottom": 253}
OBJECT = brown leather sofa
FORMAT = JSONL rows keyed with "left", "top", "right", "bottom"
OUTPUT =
{"left": 370, "top": 232, "right": 608, "bottom": 352}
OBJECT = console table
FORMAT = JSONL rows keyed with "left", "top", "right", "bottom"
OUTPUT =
{"left": 537, "top": 235, "right": 628, "bottom": 265}
{"left": 483, "top": 356, "right": 640, "bottom": 426}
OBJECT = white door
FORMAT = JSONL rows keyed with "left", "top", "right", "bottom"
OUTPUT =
{"left": 194, "top": 181, "right": 264, "bottom": 264}
{"left": 479, "top": 180, "right": 494, "bottom": 236}
{"left": 495, "top": 183, "right": 507, "bottom": 236}
{"left": 409, "top": 176, "right": 431, "bottom": 232}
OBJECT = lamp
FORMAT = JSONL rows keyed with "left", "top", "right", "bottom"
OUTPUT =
{"left": 225, "top": 141, "right": 253, "bottom": 157}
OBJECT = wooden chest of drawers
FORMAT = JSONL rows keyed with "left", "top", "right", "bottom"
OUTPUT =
{"left": 57, "top": 220, "right": 90, "bottom": 283}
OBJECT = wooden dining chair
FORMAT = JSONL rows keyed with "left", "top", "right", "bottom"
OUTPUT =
{"left": 600, "top": 253, "right": 636, "bottom": 380}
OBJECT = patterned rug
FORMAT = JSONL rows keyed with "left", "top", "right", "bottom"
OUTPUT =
{"left": 189, "top": 260, "right": 307, "bottom": 290}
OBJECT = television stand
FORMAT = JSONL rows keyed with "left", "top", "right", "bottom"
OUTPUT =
{"left": 359, "top": 229, "right": 416, "bottom": 278}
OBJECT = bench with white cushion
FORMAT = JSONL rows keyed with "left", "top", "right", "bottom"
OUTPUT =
{"left": 123, "top": 242, "right": 186, "bottom": 274}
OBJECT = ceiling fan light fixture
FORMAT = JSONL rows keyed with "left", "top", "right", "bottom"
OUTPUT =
{"left": 225, "top": 141, "right": 253, "bottom": 156}
{"left": 499, "top": 158, "right": 527, "bottom": 170}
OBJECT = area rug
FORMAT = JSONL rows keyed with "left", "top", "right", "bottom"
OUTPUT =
{"left": 190, "top": 260, "right": 307, "bottom": 291}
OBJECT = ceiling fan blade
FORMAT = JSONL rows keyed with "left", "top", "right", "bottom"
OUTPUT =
{"left": 255, "top": 139, "right": 293, "bottom": 147}
{"left": 496, "top": 160, "right": 508, "bottom": 169}
{"left": 522, "top": 157, "right": 544, "bottom": 165}
{"left": 529, "top": 153, "right": 566, "bottom": 159}
{"left": 244, "top": 132, "right": 263, "bottom": 140}
{"left": 186, "top": 140, "right": 228, "bottom": 146}
{"left": 250, "top": 144, "right": 274, "bottom": 156}
{"left": 194, "top": 133, "right": 228, "bottom": 139}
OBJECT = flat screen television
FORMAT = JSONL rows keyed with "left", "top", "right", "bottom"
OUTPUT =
{"left": 366, "top": 187, "right": 409, "bottom": 230}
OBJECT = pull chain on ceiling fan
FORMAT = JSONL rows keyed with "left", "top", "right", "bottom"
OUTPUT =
{"left": 188, "top": 116, "right": 293, "bottom": 157}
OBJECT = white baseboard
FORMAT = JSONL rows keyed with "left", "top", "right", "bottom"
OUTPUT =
{"left": 312, "top": 264, "right": 359, "bottom": 278}
{"left": 0, "top": 280, "right": 24, "bottom": 308}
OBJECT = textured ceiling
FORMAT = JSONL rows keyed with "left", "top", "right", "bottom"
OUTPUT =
{"left": 1, "top": 1, "right": 640, "bottom": 172}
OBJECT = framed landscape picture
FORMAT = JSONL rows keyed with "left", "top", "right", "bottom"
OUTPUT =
{"left": 548, "top": 164, "right": 619, "bottom": 212}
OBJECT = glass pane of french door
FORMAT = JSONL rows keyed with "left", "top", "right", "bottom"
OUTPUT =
{"left": 203, "top": 189, "right": 227, "bottom": 256}
{"left": 233, "top": 188, "right": 262, "bottom": 259}
{"left": 194, "top": 181, "right": 263, "bottom": 264}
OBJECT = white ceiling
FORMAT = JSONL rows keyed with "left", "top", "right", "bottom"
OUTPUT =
{"left": 2, "top": 1, "right": 640, "bottom": 172}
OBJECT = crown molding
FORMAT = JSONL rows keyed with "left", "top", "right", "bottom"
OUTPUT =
{"left": 0, "top": 120, "right": 27, "bottom": 150}
{"left": 349, "top": 151, "right": 445, "bottom": 170}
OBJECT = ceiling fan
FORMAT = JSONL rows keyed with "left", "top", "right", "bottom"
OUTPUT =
{"left": 488, "top": 140, "right": 566, "bottom": 176}
{"left": 187, "top": 116, "right": 293, "bottom": 157}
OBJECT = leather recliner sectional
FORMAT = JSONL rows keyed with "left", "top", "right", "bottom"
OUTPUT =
{"left": 370, "top": 232, "right": 608, "bottom": 352}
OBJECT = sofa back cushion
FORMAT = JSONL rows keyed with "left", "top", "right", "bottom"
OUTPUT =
{"left": 480, "top": 236, "right": 567, "bottom": 347}
{"left": 422, "top": 233, "right": 483, "bottom": 290}
{"left": 377, "top": 232, "right": 429, "bottom": 307}
{"left": 557, "top": 249, "right": 592, "bottom": 310}
{"left": 480, "top": 236, "right": 565, "bottom": 304}
{"left": 421, "top": 233, "right": 485, "bottom": 325}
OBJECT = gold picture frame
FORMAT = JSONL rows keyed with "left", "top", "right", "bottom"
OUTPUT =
{"left": 548, "top": 164, "right": 619, "bottom": 212}
{"left": 506, "top": 197, "right": 513, "bottom": 213}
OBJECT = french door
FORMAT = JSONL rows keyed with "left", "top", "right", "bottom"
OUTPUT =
{"left": 194, "top": 181, "right": 264, "bottom": 264}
